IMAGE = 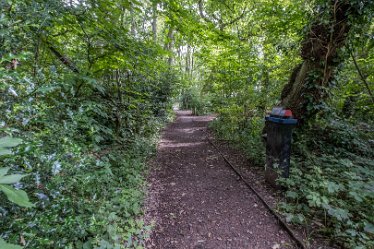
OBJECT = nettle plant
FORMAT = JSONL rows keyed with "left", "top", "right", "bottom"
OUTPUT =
{"left": 0, "top": 136, "right": 33, "bottom": 249}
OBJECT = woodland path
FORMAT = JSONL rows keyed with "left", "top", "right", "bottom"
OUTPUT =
{"left": 145, "top": 110, "right": 296, "bottom": 249}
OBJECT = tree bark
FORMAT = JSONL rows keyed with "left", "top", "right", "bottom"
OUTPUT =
{"left": 191, "top": 47, "right": 195, "bottom": 79}
{"left": 185, "top": 44, "right": 191, "bottom": 73}
{"left": 165, "top": 27, "right": 175, "bottom": 66}
{"left": 152, "top": 0, "right": 158, "bottom": 42}
{"left": 280, "top": 1, "right": 370, "bottom": 123}
{"left": 130, "top": 4, "right": 136, "bottom": 36}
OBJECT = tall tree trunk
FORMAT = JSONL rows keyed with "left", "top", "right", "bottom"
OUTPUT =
{"left": 185, "top": 44, "right": 191, "bottom": 73}
{"left": 130, "top": 4, "right": 136, "bottom": 36}
{"left": 191, "top": 47, "right": 195, "bottom": 79}
{"left": 280, "top": 1, "right": 371, "bottom": 123}
{"left": 152, "top": 0, "right": 158, "bottom": 42}
{"left": 165, "top": 26, "right": 175, "bottom": 66}
{"left": 177, "top": 46, "right": 183, "bottom": 71}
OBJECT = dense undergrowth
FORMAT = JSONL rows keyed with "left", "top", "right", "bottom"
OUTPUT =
{"left": 1, "top": 103, "right": 169, "bottom": 248}
{"left": 0, "top": 60, "right": 175, "bottom": 248}
{"left": 0, "top": 1, "right": 178, "bottom": 248}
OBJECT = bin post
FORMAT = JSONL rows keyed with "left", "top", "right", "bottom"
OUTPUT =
{"left": 265, "top": 108, "right": 297, "bottom": 189}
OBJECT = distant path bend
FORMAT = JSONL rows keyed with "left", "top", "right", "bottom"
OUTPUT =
{"left": 145, "top": 110, "right": 295, "bottom": 249}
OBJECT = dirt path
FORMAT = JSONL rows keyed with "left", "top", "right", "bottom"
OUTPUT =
{"left": 145, "top": 111, "right": 296, "bottom": 249}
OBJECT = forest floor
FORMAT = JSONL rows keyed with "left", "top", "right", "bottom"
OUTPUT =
{"left": 144, "top": 110, "right": 299, "bottom": 249}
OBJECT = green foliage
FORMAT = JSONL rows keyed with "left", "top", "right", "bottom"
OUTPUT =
{"left": 180, "top": 87, "right": 212, "bottom": 115}
{"left": 0, "top": 137, "right": 33, "bottom": 208}
{"left": 277, "top": 119, "right": 374, "bottom": 248}
{"left": 210, "top": 106, "right": 265, "bottom": 166}
{"left": 0, "top": 137, "right": 31, "bottom": 248}
{"left": 3, "top": 145, "right": 156, "bottom": 248}
{"left": 0, "top": 0, "right": 178, "bottom": 248}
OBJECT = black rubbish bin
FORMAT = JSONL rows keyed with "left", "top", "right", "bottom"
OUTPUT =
{"left": 265, "top": 107, "right": 297, "bottom": 189}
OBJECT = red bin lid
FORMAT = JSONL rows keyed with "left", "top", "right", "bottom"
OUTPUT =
{"left": 270, "top": 107, "right": 294, "bottom": 119}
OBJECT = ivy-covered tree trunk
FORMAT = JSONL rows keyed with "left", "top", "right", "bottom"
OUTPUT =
{"left": 280, "top": 1, "right": 371, "bottom": 123}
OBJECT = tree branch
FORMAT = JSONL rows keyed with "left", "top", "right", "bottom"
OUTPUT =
{"left": 198, "top": 0, "right": 247, "bottom": 31}
{"left": 350, "top": 49, "right": 374, "bottom": 104}
{"left": 223, "top": 9, "right": 248, "bottom": 27}
{"left": 198, "top": 0, "right": 213, "bottom": 23}
{"left": 46, "top": 42, "right": 80, "bottom": 74}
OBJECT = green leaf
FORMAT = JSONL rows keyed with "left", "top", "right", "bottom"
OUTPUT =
{"left": 0, "top": 184, "right": 34, "bottom": 207}
{"left": 0, "top": 136, "right": 23, "bottom": 148}
{"left": 327, "top": 207, "right": 350, "bottom": 221}
{"left": 34, "top": 85, "right": 60, "bottom": 94}
{"left": 327, "top": 181, "right": 340, "bottom": 194}
{"left": 345, "top": 229, "right": 358, "bottom": 237}
{"left": 0, "top": 167, "right": 10, "bottom": 177}
{"left": 0, "top": 148, "right": 12, "bottom": 156}
{"left": 0, "top": 136, "right": 23, "bottom": 156}
{"left": 349, "top": 191, "right": 363, "bottom": 202}
{"left": 0, "top": 238, "right": 23, "bottom": 249}
{"left": 286, "top": 191, "right": 298, "bottom": 199}
{"left": 364, "top": 223, "right": 374, "bottom": 234}
{"left": 0, "top": 174, "right": 25, "bottom": 184}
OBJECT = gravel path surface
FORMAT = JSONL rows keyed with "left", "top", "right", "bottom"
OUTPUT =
{"left": 145, "top": 110, "right": 296, "bottom": 249}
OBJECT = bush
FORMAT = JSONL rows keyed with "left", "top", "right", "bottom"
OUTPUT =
{"left": 0, "top": 102, "right": 165, "bottom": 248}
{"left": 210, "top": 105, "right": 265, "bottom": 166}
{"left": 179, "top": 87, "right": 212, "bottom": 116}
